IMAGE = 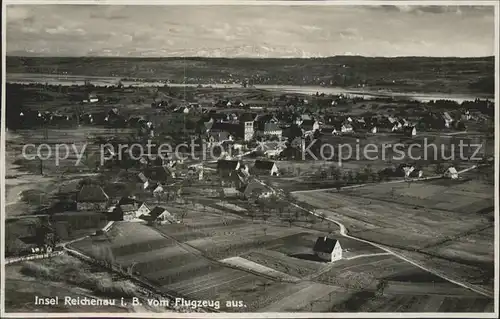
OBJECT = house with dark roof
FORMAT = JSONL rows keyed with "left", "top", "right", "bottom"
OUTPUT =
{"left": 208, "top": 131, "right": 234, "bottom": 145}
{"left": 313, "top": 236, "right": 342, "bottom": 262}
{"left": 217, "top": 159, "right": 242, "bottom": 176}
{"left": 82, "top": 92, "right": 99, "bottom": 103}
{"left": 112, "top": 201, "right": 151, "bottom": 221}
{"left": 242, "top": 180, "right": 271, "bottom": 200}
{"left": 404, "top": 126, "right": 417, "bottom": 137}
{"left": 76, "top": 185, "right": 109, "bottom": 211}
{"left": 253, "top": 160, "right": 279, "bottom": 176}
{"left": 143, "top": 166, "right": 175, "bottom": 184}
{"left": 143, "top": 206, "right": 178, "bottom": 225}
{"left": 300, "top": 119, "right": 320, "bottom": 134}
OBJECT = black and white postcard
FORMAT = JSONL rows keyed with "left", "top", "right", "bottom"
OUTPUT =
{"left": 1, "top": 0, "right": 498, "bottom": 317}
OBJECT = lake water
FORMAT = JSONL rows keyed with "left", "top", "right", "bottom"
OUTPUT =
{"left": 7, "top": 73, "right": 490, "bottom": 104}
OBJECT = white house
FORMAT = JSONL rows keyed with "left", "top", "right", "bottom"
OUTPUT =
{"left": 461, "top": 110, "right": 471, "bottom": 121}
{"left": 313, "top": 237, "right": 342, "bottom": 263}
{"left": 152, "top": 184, "right": 164, "bottom": 195}
{"left": 341, "top": 124, "right": 354, "bottom": 133}
{"left": 444, "top": 166, "right": 459, "bottom": 179}
{"left": 442, "top": 112, "right": 454, "bottom": 128}
{"left": 370, "top": 126, "right": 377, "bottom": 134}
{"left": 146, "top": 206, "right": 178, "bottom": 225}
{"left": 402, "top": 166, "right": 415, "bottom": 178}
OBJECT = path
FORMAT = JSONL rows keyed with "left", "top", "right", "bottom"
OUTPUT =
{"left": 289, "top": 203, "right": 493, "bottom": 298}
{"left": 253, "top": 165, "right": 493, "bottom": 298}
{"left": 344, "top": 252, "right": 391, "bottom": 261}
{"left": 289, "top": 163, "right": 485, "bottom": 195}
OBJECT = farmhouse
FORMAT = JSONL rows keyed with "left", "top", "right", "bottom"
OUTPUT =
{"left": 112, "top": 201, "right": 151, "bottom": 221}
{"left": 76, "top": 185, "right": 109, "bottom": 211}
{"left": 409, "top": 169, "right": 423, "bottom": 178}
{"left": 253, "top": 160, "right": 280, "bottom": 176}
{"left": 444, "top": 166, "right": 459, "bottom": 179}
{"left": 144, "top": 166, "right": 175, "bottom": 184}
{"left": 217, "top": 159, "right": 242, "bottom": 177}
{"left": 242, "top": 180, "right": 270, "bottom": 199}
{"left": 208, "top": 131, "right": 234, "bottom": 145}
{"left": 341, "top": 123, "right": 354, "bottom": 133}
{"left": 404, "top": 126, "right": 417, "bottom": 137}
{"left": 300, "top": 119, "right": 320, "bottom": 134}
{"left": 82, "top": 93, "right": 98, "bottom": 103}
{"left": 442, "top": 112, "right": 454, "bottom": 128}
{"left": 144, "top": 206, "right": 177, "bottom": 225}
{"left": 313, "top": 237, "right": 342, "bottom": 263}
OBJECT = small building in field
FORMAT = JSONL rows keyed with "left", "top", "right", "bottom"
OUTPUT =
{"left": 76, "top": 185, "right": 109, "bottom": 211}
{"left": 217, "top": 159, "right": 242, "bottom": 177}
{"left": 242, "top": 180, "right": 269, "bottom": 200}
{"left": 409, "top": 169, "right": 423, "bottom": 178}
{"left": 313, "top": 237, "right": 342, "bottom": 263}
{"left": 444, "top": 166, "right": 459, "bottom": 179}
{"left": 253, "top": 160, "right": 280, "bottom": 176}
{"left": 83, "top": 93, "right": 99, "bottom": 103}
{"left": 404, "top": 126, "right": 417, "bottom": 137}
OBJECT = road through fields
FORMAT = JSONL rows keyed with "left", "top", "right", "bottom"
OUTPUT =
{"left": 253, "top": 171, "right": 493, "bottom": 299}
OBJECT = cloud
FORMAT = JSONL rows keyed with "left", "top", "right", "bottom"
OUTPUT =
{"left": 5, "top": 5, "right": 495, "bottom": 58}
{"left": 373, "top": 5, "right": 493, "bottom": 16}
{"left": 339, "top": 28, "right": 360, "bottom": 40}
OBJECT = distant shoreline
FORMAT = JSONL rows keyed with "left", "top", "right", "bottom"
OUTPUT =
{"left": 6, "top": 72, "right": 493, "bottom": 104}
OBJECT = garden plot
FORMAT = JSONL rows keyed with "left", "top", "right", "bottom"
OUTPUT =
{"left": 243, "top": 249, "right": 323, "bottom": 279}
{"left": 220, "top": 257, "right": 300, "bottom": 282}
{"left": 261, "top": 283, "right": 342, "bottom": 312}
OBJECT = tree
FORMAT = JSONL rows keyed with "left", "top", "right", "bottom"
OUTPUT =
{"left": 262, "top": 212, "right": 270, "bottom": 224}
{"left": 318, "top": 212, "right": 326, "bottom": 224}
{"left": 330, "top": 166, "right": 341, "bottom": 181}
{"left": 179, "top": 211, "right": 188, "bottom": 222}
{"left": 435, "top": 162, "right": 446, "bottom": 175}
{"left": 284, "top": 215, "right": 295, "bottom": 227}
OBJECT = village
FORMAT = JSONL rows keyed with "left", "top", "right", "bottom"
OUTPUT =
{"left": 4, "top": 74, "right": 495, "bottom": 312}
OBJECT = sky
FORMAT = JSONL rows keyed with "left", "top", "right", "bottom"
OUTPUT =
{"left": 5, "top": 4, "right": 496, "bottom": 58}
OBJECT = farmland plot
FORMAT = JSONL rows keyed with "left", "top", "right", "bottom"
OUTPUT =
{"left": 261, "top": 283, "right": 343, "bottom": 312}
{"left": 220, "top": 257, "right": 300, "bottom": 282}
{"left": 243, "top": 249, "right": 323, "bottom": 279}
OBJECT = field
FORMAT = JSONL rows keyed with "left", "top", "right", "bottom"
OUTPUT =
{"left": 68, "top": 196, "right": 493, "bottom": 312}
{"left": 292, "top": 173, "right": 494, "bottom": 296}
{"left": 4, "top": 255, "right": 168, "bottom": 313}
{"left": 3, "top": 58, "right": 496, "bottom": 313}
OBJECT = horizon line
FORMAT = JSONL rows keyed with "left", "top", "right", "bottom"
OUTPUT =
{"left": 6, "top": 54, "right": 495, "bottom": 59}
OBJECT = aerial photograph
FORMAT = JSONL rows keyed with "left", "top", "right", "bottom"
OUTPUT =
{"left": 2, "top": 2, "right": 497, "bottom": 315}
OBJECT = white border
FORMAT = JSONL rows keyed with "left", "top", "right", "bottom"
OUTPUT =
{"left": 1, "top": 0, "right": 498, "bottom": 318}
